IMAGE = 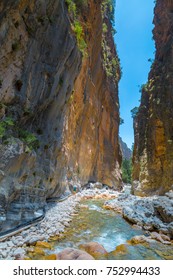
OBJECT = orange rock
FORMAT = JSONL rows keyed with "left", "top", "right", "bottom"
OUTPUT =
{"left": 79, "top": 242, "right": 107, "bottom": 257}
{"left": 44, "top": 254, "right": 57, "bottom": 260}
{"left": 111, "top": 244, "right": 129, "bottom": 256}
{"left": 35, "top": 241, "right": 52, "bottom": 249}
{"left": 33, "top": 247, "right": 45, "bottom": 256}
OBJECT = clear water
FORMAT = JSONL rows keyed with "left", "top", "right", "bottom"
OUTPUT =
{"left": 47, "top": 199, "right": 173, "bottom": 260}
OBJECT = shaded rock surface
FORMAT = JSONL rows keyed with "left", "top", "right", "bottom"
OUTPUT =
{"left": 119, "top": 137, "right": 132, "bottom": 160}
{"left": 0, "top": 0, "right": 121, "bottom": 232}
{"left": 133, "top": 0, "right": 173, "bottom": 195}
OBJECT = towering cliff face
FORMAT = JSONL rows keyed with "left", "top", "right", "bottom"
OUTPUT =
{"left": 0, "top": 0, "right": 121, "bottom": 231}
{"left": 119, "top": 137, "right": 132, "bottom": 160}
{"left": 133, "top": 0, "right": 173, "bottom": 196}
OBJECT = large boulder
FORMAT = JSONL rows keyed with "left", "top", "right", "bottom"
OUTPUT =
{"left": 56, "top": 248, "right": 94, "bottom": 260}
{"left": 79, "top": 242, "right": 107, "bottom": 257}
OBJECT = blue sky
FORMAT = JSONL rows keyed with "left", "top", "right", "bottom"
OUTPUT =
{"left": 115, "top": 0, "right": 155, "bottom": 149}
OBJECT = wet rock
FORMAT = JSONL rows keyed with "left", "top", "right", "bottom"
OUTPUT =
{"left": 111, "top": 244, "right": 129, "bottom": 256}
{"left": 56, "top": 248, "right": 94, "bottom": 260}
{"left": 79, "top": 242, "right": 107, "bottom": 257}
{"left": 105, "top": 194, "right": 173, "bottom": 237}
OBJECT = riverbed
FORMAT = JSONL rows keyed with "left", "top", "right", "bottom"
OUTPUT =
{"left": 27, "top": 198, "right": 173, "bottom": 260}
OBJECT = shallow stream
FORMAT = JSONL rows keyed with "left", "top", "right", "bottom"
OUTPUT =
{"left": 29, "top": 199, "right": 173, "bottom": 260}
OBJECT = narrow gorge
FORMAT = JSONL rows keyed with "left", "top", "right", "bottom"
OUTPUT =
{"left": 0, "top": 0, "right": 173, "bottom": 260}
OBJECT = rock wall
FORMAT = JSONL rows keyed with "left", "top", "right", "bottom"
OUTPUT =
{"left": 119, "top": 137, "right": 132, "bottom": 160}
{"left": 0, "top": 0, "right": 121, "bottom": 231}
{"left": 133, "top": 0, "right": 173, "bottom": 196}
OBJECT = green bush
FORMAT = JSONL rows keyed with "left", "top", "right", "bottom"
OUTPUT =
{"left": 73, "top": 20, "right": 87, "bottom": 55}
{"left": 65, "top": 0, "right": 77, "bottom": 17}
{"left": 65, "top": 0, "right": 87, "bottom": 56}
{"left": 18, "top": 129, "right": 40, "bottom": 150}
{"left": 0, "top": 117, "right": 14, "bottom": 138}
{"left": 122, "top": 159, "right": 132, "bottom": 184}
{"left": 0, "top": 123, "right": 5, "bottom": 138}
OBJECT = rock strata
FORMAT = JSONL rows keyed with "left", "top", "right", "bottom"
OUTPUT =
{"left": 133, "top": 0, "right": 173, "bottom": 195}
{"left": 0, "top": 0, "right": 122, "bottom": 232}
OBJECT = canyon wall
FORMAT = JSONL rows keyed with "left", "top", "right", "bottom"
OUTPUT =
{"left": 119, "top": 137, "right": 132, "bottom": 160}
{"left": 133, "top": 0, "right": 173, "bottom": 196}
{"left": 0, "top": 0, "right": 121, "bottom": 231}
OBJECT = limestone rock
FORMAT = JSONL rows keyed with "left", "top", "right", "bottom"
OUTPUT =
{"left": 132, "top": 0, "right": 173, "bottom": 195}
{"left": 56, "top": 248, "right": 94, "bottom": 260}
{"left": 79, "top": 242, "right": 107, "bottom": 257}
{"left": 0, "top": 0, "right": 122, "bottom": 233}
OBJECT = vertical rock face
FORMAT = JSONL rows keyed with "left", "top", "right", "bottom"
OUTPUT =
{"left": 0, "top": 0, "right": 121, "bottom": 231}
{"left": 64, "top": 0, "right": 122, "bottom": 188}
{"left": 133, "top": 0, "right": 173, "bottom": 196}
{"left": 119, "top": 137, "right": 132, "bottom": 160}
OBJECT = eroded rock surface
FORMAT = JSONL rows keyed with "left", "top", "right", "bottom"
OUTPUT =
{"left": 133, "top": 0, "right": 173, "bottom": 195}
{"left": 0, "top": 0, "right": 121, "bottom": 232}
{"left": 104, "top": 191, "right": 173, "bottom": 238}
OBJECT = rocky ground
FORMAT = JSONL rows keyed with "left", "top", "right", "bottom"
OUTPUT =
{"left": 0, "top": 183, "right": 172, "bottom": 260}
{"left": 104, "top": 189, "right": 173, "bottom": 240}
{"left": 0, "top": 184, "right": 118, "bottom": 260}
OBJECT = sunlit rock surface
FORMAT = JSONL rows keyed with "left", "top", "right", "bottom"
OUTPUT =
{"left": 0, "top": 0, "right": 121, "bottom": 232}
{"left": 133, "top": 0, "right": 173, "bottom": 195}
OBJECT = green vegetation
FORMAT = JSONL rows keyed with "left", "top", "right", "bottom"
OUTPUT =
{"left": 102, "top": 0, "right": 116, "bottom": 25}
{"left": 18, "top": 129, "right": 40, "bottom": 150}
{"left": 131, "top": 107, "right": 139, "bottom": 119}
{"left": 0, "top": 117, "right": 14, "bottom": 138}
{"left": 102, "top": 37, "right": 121, "bottom": 79}
{"left": 0, "top": 114, "right": 40, "bottom": 150}
{"left": 101, "top": 1, "right": 121, "bottom": 81}
{"left": 0, "top": 123, "right": 6, "bottom": 138}
{"left": 140, "top": 79, "right": 155, "bottom": 93}
{"left": 73, "top": 21, "right": 87, "bottom": 56}
{"left": 102, "top": 23, "right": 108, "bottom": 33}
{"left": 65, "top": 0, "right": 87, "bottom": 56}
{"left": 122, "top": 158, "right": 132, "bottom": 184}
{"left": 120, "top": 117, "right": 124, "bottom": 125}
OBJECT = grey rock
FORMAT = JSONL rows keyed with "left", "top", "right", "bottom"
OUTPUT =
{"left": 12, "top": 248, "right": 25, "bottom": 258}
